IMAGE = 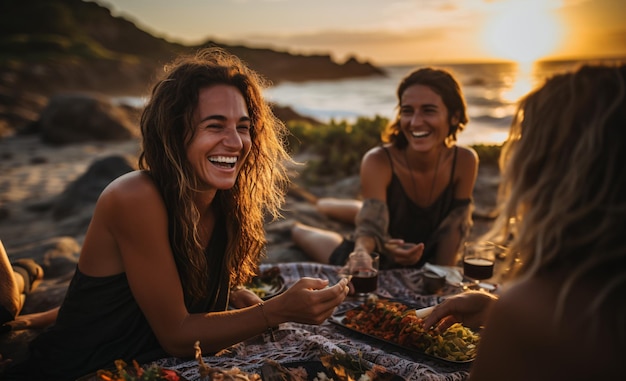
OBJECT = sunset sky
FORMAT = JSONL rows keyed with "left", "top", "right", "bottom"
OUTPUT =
{"left": 93, "top": 0, "right": 626, "bottom": 65}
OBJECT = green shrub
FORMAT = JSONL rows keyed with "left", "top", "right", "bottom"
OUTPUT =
{"left": 287, "top": 116, "right": 388, "bottom": 184}
{"left": 472, "top": 144, "right": 502, "bottom": 167}
{"left": 288, "top": 116, "right": 504, "bottom": 185}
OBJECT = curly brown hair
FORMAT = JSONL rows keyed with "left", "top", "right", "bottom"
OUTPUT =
{"left": 138, "top": 48, "right": 291, "bottom": 302}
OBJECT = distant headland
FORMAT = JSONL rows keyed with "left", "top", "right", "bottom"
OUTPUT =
{"left": 0, "top": 0, "right": 384, "bottom": 98}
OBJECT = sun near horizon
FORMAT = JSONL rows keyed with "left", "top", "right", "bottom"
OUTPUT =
{"left": 477, "top": 0, "right": 567, "bottom": 110}
{"left": 482, "top": 0, "right": 564, "bottom": 66}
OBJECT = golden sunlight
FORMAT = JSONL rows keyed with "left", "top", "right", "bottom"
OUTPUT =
{"left": 483, "top": 0, "right": 563, "bottom": 64}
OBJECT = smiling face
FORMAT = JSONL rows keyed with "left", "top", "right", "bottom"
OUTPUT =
{"left": 399, "top": 84, "right": 458, "bottom": 152}
{"left": 186, "top": 84, "right": 252, "bottom": 194}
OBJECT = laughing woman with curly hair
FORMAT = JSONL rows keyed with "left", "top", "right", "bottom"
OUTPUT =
{"left": 3, "top": 48, "right": 348, "bottom": 380}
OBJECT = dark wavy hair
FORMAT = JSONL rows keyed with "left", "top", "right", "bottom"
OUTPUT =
{"left": 138, "top": 48, "right": 291, "bottom": 302}
{"left": 382, "top": 67, "right": 468, "bottom": 148}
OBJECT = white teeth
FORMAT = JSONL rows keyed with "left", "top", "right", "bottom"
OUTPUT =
{"left": 411, "top": 131, "right": 430, "bottom": 138}
{"left": 209, "top": 156, "right": 237, "bottom": 164}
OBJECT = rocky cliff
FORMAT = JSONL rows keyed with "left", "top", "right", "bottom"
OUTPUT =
{"left": 0, "top": 0, "right": 384, "bottom": 97}
{"left": 0, "top": 0, "right": 383, "bottom": 137}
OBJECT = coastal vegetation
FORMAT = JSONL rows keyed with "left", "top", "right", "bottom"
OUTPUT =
{"left": 287, "top": 116, "right": 502, "bottom": 185}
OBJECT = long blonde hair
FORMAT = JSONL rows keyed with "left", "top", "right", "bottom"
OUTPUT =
{"left": 491, "top": 63, "right": 626, "bottom": 328}
{"left": 139, "top": 48, "right": 291, "bottom": 302}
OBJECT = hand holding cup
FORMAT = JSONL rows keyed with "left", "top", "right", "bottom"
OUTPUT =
{"left": 340, "top": 250, "right": 379, "bottom": 298}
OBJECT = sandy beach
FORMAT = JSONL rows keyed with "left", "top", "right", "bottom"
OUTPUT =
{"left": 0, "top": 136, "right": 140, "bottom": 246}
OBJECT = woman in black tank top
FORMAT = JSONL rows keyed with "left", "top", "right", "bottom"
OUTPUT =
{"left": 292, "top": 67, "right": 478, "bottom": 270}
{"left": 3, "top": 48, "right": 350, "bottom": 381}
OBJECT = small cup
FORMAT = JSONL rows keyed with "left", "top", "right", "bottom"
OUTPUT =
{"left": 422, "top": 271, "right": 446, "bottom": 294}
{"left": 344, "top": 251, "right": 379, "bottom": 298}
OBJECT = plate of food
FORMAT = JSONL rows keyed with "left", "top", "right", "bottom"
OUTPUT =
{"left": 260, "top": 352, "right": 404, "bottom": 381}
{"left": 77, "top": 360, "right": 188, "bottom": 381}
{"left": 245, "top": 266, "right": 286, "bottom": 300}
{"left": 329, "top": 298, "right": 479, "bottom": 364}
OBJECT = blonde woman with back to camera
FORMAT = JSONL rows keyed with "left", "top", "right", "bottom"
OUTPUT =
{"left": 424, "top": 63, "right": 626, "bottom": 380}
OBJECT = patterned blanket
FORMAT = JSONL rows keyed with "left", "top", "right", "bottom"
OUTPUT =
{"left": 155, "top": 262, "right": 469, "bottom": 381}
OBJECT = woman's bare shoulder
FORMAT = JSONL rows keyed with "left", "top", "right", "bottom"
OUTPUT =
{"left": 468, "top": 277, "right": 565, "bottom": 380}
{"left": 359, "top": 146, "right": 394, "bottom": 197}
{"left": 450, "top": 145, "right": 479, "bottom": 195}
{"left": 455, "top": 145, "right": 479, "bottom": 166}
{"left": 493, "top": 277, "right": 557, "bottom": 323}
{"left": 361, "top": 145, "right": 393, "bottom": 170}
{"left": 102, "top": 171, "right": 157, "bottom": 195}
{"left": 363, "top": 145, "right": 389, "bottom": 160}
{"left": 97, "top": 171, "right": 162, "bottom": 210}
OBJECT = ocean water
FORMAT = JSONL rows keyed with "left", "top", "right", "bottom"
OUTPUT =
{"left": 263, "top": 58, "right": 625, "bottom": 145}
{"left": 116, "top": 58, "right": 624, "bottom": 146}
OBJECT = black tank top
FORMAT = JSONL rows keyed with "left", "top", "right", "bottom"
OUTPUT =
{"left": 7, "top": 221, "right": 230, "bottom": 380}
{"left": 385, "top": 146, "right": 459, "bottom": 267}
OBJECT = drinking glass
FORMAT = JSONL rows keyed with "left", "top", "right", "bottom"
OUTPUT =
{"left": 462, "top": 241, "right": 501, "bottom": 289}
{"left": 341, "top": 251, "right": 379, "bottom": 298}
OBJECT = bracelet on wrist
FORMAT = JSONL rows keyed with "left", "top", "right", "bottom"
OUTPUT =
{"left": 257, "top": 301, "right": 276, "bottom": 341}
{"left": 257, "top": 301, "right": 271, "bottom": 329}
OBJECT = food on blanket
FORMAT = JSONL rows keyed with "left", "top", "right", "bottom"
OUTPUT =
{"left": 245, "top": 266, "right": 285, "bottom": 299}
{"left": 94, "top": 359, "right": 181, "bottom": 381}
{"left": 343, "top": 300, "right": 479, "bottom": 362}
{"left": 197, "top": 366, "right": 261, "bottom": 381}
{"left": 194, "top": 341, "right": 261, "bottom": 380}
{"left": 260, "top": 353, "right": 395, "bottom": 381}
{"left": 319, "top": 351, "right": 396, "bottom": 381}
{"left": 261, "top": 360, "right": 309, "bottom": 381}
{"left": 93, "top": 340, "right": 264, "bottom": 381}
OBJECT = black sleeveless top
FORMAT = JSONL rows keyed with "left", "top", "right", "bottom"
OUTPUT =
{"left": 330, "top": 146, "right": 469, "bottom": 269}
{"left": 7, "top": 220, "right": 230, "bottom": 381}
{"left": 385, "top": 146, "right": 459, "bottom": 267}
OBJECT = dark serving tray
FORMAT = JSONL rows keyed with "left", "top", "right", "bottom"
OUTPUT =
{"left": 329, "top": 301, "right": 476, "bottom": 365}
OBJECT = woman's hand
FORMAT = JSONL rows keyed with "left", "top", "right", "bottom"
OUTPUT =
{"left": 1, "top": 307, "right": 59, "bottom": 332}
{"left": 384, "top": 239, "right": 424, "bottom": 266}
{"left": 267, "top": 277, "right": 349, "bottom": 326}
{"left": 229, "top": 287, "right": 263, "bottom": 309}
{"left": 339, "top": 248, "right": 373, "bottom": 275}
{"left": 423, "top": 291, "right": 498, "bottom": 332}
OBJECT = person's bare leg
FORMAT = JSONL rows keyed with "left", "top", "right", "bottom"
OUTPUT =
{"left": 291, "top": 222, "right": 344, "bottom": 263}
{"left": 0, "top": 240, "right": 22, "bottom": 319}
{"left": 316, "top": 198, "right": 363, "bottom": 225}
